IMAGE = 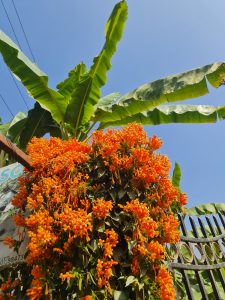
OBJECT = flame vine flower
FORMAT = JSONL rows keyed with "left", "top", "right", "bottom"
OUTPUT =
{"left": 0, "top": 123, "right": 187, "bottom": 299}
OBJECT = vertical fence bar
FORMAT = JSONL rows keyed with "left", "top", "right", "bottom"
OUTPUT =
{"left": 197, "top": 217, "right": 222, "bottom": 300}
{"left": 177, "top": 214, "right": 207, "bottom": 300}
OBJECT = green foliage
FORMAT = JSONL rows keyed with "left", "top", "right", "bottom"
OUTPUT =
{"left": 98, "top": 104, "right": 225, "bottom": 128}
{"left": 95, "top": 62, "right": 225, "bottom": 125}
{"left": 1, "top": 1, "right": 225, "bottom": 148}
{"left": 0, "top": 112, "right": 26, "bottom": 167}
{"left": 65, "top": 1, "right": 128, "bottom": 136}
{"left": 186, "top": 202, "right": 225, "bottom": 216}
{"left": 172, "top": 162, "right": 181, "bottom": 190}
{"left": 0, "top": 31, "right": 68, "bottom": 127}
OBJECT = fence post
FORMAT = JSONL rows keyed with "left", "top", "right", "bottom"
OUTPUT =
{"left": 0, "top": 135, "right": 32, "bottom": 170}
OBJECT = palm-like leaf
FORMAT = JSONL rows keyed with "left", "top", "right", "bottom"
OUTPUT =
{"left": 0, "top": 112, "right": 26, "bottom": 167}
{"left": 186, "top": 203, "right": 225, "bottom": 215}
{"left": 57, "top": 63, "right": 86, "bottom": 100}
{"left": 98, "top": 104, "right": 225, "bottom": 128}
{"left": 0, "top": 31, "right": 67, "bottom": 125}
{"left": 0, "top": 112, "right": 26, "bottom": 142}
{"left": 172, "top": 162, "right": 182, "bottom": 190}
{"left": 95, "top": 62, "right": 225, "bottom": 124}
{"left": 19, "top": 103, "right": 61, "bottom": 150}
{"left": 65, "top": 0, "right": 128, "bottom": 135}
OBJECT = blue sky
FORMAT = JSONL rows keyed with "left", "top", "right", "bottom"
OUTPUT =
{"left": 1, "top": 0, "right": 225, "bottom": 207}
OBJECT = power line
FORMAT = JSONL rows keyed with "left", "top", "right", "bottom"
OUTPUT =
{"left": 0, "top": 0, "right": 22, "bottom": 49}
{"left": 11, "top": 0, "right": 36, "bottom": 63}
{"left": 8, "top": 69, "right": 29, "bottom": 110}
{"left": 0, "top": 93, "right": 14, "bottom": 118}
{"left": 1, "top": 0, "right": 30, "bottom": 110}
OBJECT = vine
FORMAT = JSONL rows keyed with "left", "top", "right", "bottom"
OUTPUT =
{"left": 1, "top": 123, "right": 187, "bottom": 300}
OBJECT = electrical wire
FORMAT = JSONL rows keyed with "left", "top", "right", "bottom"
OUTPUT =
{"left": 1, "top": 0, "right": 30, "bottom": 110}
{"left": 0, "top": 0, "right": 22, "bottom": 49}
{"left": 0, "top": 94, "right": 14, "bottom": 118}
{"left": 11, "top": 0, "right": 36, "bottom": 63}
{"left": 8, "top": 69, "right": 29, "bottom": 110}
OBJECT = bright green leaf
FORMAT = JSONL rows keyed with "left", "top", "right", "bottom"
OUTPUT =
{"left": 65, "top": 1, "right": 128, "bottom": 135}
{"left": 125, "top": 276, "right": 136, "bottom": 287}
{"left": 57, "top": 62, "right": 86, "bottom": 100}
{"left": 172, "top": 162, "right": 182, "bottom": 189}
{"left": 113, "top": 290, "right": 128, "bottom": 300}
{"left": 19, "top": 103, "right": 61, "bottom": 150}
{"left": 186, "top": 203, "right": 225, "bottom": 216}
{"left": 98, "top": 104, "right": 225, "bottom": 128}
{"left": 96, "top": 62, "right": 225, "bottom": 123}
{"left": 0, "top": 31, "right": 68, "bottom": 125}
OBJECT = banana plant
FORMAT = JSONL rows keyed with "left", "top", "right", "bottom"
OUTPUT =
{"left": 1, "top": 0, "right": 225, "bottom": 150}
{"left": 0, "top": 112, "right": 26, "bottom": 167}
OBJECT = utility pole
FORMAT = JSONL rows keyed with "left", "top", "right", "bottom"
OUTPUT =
{"left": 0, "top": 135, "right": 32, "bottom": 170}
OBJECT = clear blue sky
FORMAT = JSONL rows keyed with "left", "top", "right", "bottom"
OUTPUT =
{"left": 1, "top": 0, "right": 225, "bottom": 207}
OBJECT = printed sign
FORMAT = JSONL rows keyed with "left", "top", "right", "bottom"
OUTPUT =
{"left": 0, "top": 163, "right": 26, "bottom": 269}
{"left": 0, "top": 163, "right": 23, "bottom": 184}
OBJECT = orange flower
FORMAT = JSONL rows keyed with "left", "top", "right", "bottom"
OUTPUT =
{"left": 120, "top": 199, "right": 149, "bottom": 219}
{"left": 179, "top": 192, "right": 188, "bottom": 205}
{"left": 31, "top": 265, "right": 45, "bottom": 279}
{"left": 59, "top": 272, "right": 74, "bottom": 282}
{"left": 96, "top": 259, "right": 118, "bottom": 288}
{"left": 13, "top": 213, "right": 26, "bottom": 227}
{"left": 92, "top": 199, "right": 113, "bottom": 219}
{"left": 26, "top": 279, "right": 43, "bottom": 300}
{"left": 156, "top": 267, "right": 176, "bottom": 300}
{"left": 81, "top": 296, "right": 92, "bottom": 300}
{"left": 147, "top": 241, "right": 165, "bottom": 261}
{"left": 54, "top": 205, "right": 92, "bottom": 242}
{"left": 140, "top": 218, "right": 158, "bottom": 238}
{"left": 102, "top": 229, "right": 118, "bottom": 258}
{"left": 131, "top": 256, "right": 139, "bottom": 276}
{"left": 9, "top": 124, "right": 186, "bottom": 298}
{"left": 161, "top": 214, "right": 180, "bottom": 243}
{"left": 0, "top": 277, "right": 12, "bottom": 292}
{"left": 3, "top": 236, "right": 15, "bottom": 249}
{"left": 148, "top": 135, "right": 163, "bottom": 150}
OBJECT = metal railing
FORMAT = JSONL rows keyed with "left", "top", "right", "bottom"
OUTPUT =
{"left": 167, "top": 212, "right": 225, "bottom": 299}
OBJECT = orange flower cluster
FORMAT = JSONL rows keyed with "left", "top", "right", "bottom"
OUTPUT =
{"left": 6, "top": 123, "right": 187, "bottom": 299}
{"left": 156, "top": 267, "right": 176, "bottom": 300}
{"left": 97, "top": 230, "right": 118, "bottom": 290}
{"left": 96, "top": 259, "right": 118, "bottom": 289}
{"left": 0, "top": 277, "right": 20, "bottom": 299}
{"left": 92, "top": 199, "right": 113, "bottom": 219}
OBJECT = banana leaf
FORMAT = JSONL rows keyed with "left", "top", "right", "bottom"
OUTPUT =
{"left": 57, "top": 63, "right": 86, "bottom": 100}
{"left": 186, "top": 203, "right": 225, "bottom": 216}
{"left": 65, "top": 1, "right": 128, "bottom": 134}
{"left": 19, "top": 103, "right": 61, "bottom": 150}
{"left": 0, "top": 31, "right": 67, "bottom": 125}
{"left": 172, "top": 162, "right": 182, "bottom": 189}
{"left": 95, "top": 62, "right": 225, "bottom": 124}
{"left": 98, "top": 104, "right": 225, "bottom": 128}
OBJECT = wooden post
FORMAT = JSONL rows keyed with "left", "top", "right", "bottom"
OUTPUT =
{"left": 0, "top": 135, "right": 33, "bottom": 170}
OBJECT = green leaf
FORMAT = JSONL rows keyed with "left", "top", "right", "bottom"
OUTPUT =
{"left": 65, "top": 1, "right": 128, "bottom": 134}
{"left": 186, "top": 203, "right": 225, "bottom": 216}
{"left": 0, "top": 112, "right": 26, "bottom": 142}
{"left": 0, "top": 121, "right": 10, "bottom": 135}
{"left": 19, "top": 103, "right": 61, "bottom": 150}
{"left": 0, "top": 31, "right": 68, "bottom": 125}
{"left": 172, "top": 162, "right": 182, "bottom": 189}
{"left": 95, "top": 62, "right": 225, "bottom": 123}
{"left": 57, "top": 62, "right": 87, "bottom": 100}
{"left": 113, "top": 290, "right": 128, "bottom": 300}
{"left": 94, "top": 92, "right": 121, "bottom": 114}
{"left": 125, "top": 275, "right": 136, "bottom": 287}
{"left": 7, "top": 118, "right": 27, "bottom": 144}
{"left": 98, "top": 104, "right": 225, "bottom": 128}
